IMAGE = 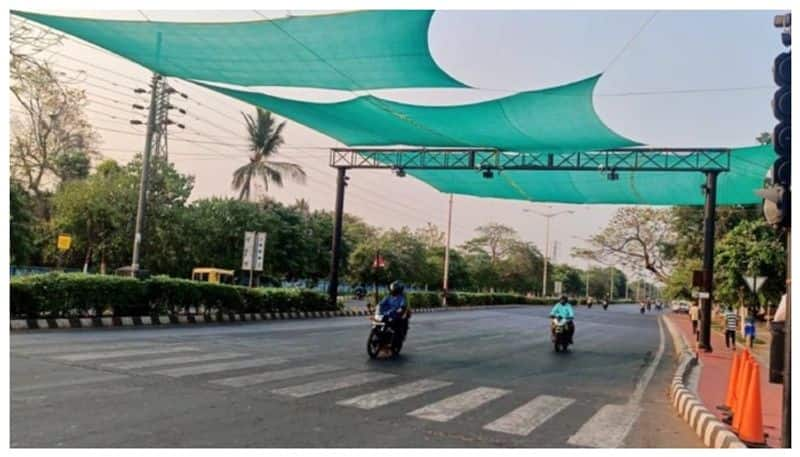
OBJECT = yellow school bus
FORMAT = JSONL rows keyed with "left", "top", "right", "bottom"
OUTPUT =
{"left": 191, "top": 268, "right": 235, "bottom": 284}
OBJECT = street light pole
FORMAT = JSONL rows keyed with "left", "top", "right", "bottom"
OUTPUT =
{"left": 442, "top": 194, "right": 453, "bottom": 307}
{"left": 524, "top": 208, "right": 574, "bottom": 297}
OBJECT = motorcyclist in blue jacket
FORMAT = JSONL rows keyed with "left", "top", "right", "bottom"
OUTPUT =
{"left": 378, "top": 281, "right": 410, "bottom": 340}
{"left": 549, "top": 295, "right": 575, "bottom": 344}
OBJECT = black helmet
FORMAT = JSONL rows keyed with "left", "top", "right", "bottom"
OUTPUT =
{"left": 560, "top": 295, "right": 568, "bottom": 302}
{"left": 389, "top": 280, "right": 405, "bottom": 295}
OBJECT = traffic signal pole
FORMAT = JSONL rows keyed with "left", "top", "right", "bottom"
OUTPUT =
{"left": 783, "top": 229, "right": 791, "bottom": 447}
{"left": 699, "top": 171, "right": 718, "bottom": 352}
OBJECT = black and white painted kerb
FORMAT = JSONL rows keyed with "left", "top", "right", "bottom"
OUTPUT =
{"left": 10, "top": 305, "right": 520, "bottom": 331}
{"left": 662, "top": 316, "right": 746, "bottom": 448}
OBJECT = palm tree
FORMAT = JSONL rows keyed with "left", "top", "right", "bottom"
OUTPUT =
{"left": 232, "top": 108, "right": 306, "bottom": 201}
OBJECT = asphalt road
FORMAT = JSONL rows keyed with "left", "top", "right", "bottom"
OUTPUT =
{"left": 10, "top": 305, "right": 703, "bottom": 448}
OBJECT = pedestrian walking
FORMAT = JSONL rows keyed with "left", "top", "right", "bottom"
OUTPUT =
{"left": 744, "top": 309, "right": 756, "bottom": 349}
{"left": 723, "top": 305, "right": 738, "bottom": 350}
{"left": 689, "top": 302, "right": 700, "bottom": 339}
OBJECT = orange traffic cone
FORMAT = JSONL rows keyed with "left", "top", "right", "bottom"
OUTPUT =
{"left": 738, "top": 361, "right": 766, "bottom": 446}
{"left": 724, "top": 352, "right": 742, "bottom": 409}
{"left": 732, "top": 359, "right": 753, "bottom": 432}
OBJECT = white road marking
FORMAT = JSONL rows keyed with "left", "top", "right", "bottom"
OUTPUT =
{"left": 271, "top": 372, "right": 395, "bottom": 398}
{"left": 11, "top": 374, "right": 129, "bottom": 393}
{"left": 407, "top": 387, "right": 510, "bottom": 422}
{"left": 483, "top": 395, "right": 575, "bottom": 436}
{"left": 15, "top": 341, "right": 160, "bottom": 356}
{"left": 152, "top": 357, "right": 286, "bottom": 377}
{"left": 210, "top": 364, "right": 343, "bottom": 388}
{"left": 101, "top": 352, "right": 248, "bottom": 370}
{"left": 338, "top": 379, "right": 453, "bottom": 409}
{"left": 567, "top": 317, "right": 666, "bottom": 448}
{"left": 53, "top": 346, "right": 198, "bottom": 362}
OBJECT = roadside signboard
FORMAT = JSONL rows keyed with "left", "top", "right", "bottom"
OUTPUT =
{"left": 242, "top": 231, "right": 267, "bottom": 272}
{"left": 554, "top": 281, "right": 563, "bottom": 296}
{"left": 742, "top": 275, "right": 767, "bottom": 292}
{"left": 254, "top": 232, "right": 266, "bottom": 272}
{"left": 242, "top": 231, "right": 255, "bottom": 271}
{"left": 57, "top": 234, "right": 72, "bottom": 251}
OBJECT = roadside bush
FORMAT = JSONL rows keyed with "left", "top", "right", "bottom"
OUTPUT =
{"left": 405, "top": 291, "right": 552, "bottom": 309}
{"left": 9, "top": 273, "right": 333, "bottom": 318}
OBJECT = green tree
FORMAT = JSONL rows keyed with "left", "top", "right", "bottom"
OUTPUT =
{"left": 232, "top": 108, "right": 306, "bottom": 201}
{"left": 552, "top": 264, "right": 585, "bottom": 297}
{"left": 10, "top": 181, "right": 36, "bottom": 265}
{"left": 714, "top": 219, "right": 786, "bottom": 307}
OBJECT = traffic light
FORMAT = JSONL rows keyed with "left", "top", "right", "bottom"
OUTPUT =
{"left": 760, "top": 14, "right": 791, "bottom": 228}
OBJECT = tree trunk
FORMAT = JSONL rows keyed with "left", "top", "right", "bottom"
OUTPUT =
{"left": 83, "top": 245, "right": 92, "bottom": 273}
{"left": 100, "top": 250, "right": 107, "bottom": 275}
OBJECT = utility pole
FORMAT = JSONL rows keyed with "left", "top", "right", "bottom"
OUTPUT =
{"left": 609, "top": 267, "right": 614, "bottom": 302}
{"left": 128, "top": 75, "right": 188, "bottom": 274}
{"left": 524, "top": 208, "right": 574, "bottom": 297}
{"left": 442, "top": 194, "right": 453, "bottom": 306}
{"left": 584, "top": 268, "right": 590, "bottom": 301}
{"left": 130, "top": 73, "right": 162, "bottom": 275}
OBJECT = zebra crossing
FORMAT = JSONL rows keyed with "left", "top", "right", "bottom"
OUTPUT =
{"left": 13, "top": 340, "right": 638, "bottom": 446}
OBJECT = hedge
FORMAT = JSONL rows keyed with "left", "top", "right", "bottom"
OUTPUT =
{"left": 404, "top": 292, "right": 635, "bottom": 309}
{"left": 10, "top": 273, "right": 334, "bottom": 319}
{"left": 405, "top": 291, "right": 553, "bottom": 308}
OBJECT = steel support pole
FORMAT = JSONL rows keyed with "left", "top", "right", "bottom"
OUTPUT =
{"left": 542, "top": 217, "right": 550, "bottom": 297}
{"left": 442, "top": 194, "right": 453, "bottom": 306}
{"left": 328, "top": 168, "right": 347, "bottom": 307}
{"left": 130, "top": 73, "right": 161, "bottom": 274}
{"left": 699, "top": 171, "right": 718, "bottom": 352}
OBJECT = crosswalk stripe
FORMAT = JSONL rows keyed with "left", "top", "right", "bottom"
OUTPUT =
{"left": 210, "top": 364, "right": 343, "bottom": 388}
{"left": 337, "top": 379, "right": 453, "bottom": 409}
{"left": 11, "top": 374, "right": 129, "bottom": 393}
{"left": 152, "top": 357, "right": 286, "bottom": 378}
{"left": 566, "top": 403, "right": 641, "bottom": 448}
{"left": 16, "top": 341, "right": 160, "bottom": 356}
{"left": 407, "top": 387, "right": 510, "bottom": 422}
{"left": 272, "top": 372, "right": 395, "bottom": 398}
{"left": 53, "top": 346, "right": 198, "bottom": 362}
{"left": 101, "top": 352, "right": 247, "bottom": 370}
{"left": 483, "top": 395, "right": 575, "bottom": 436}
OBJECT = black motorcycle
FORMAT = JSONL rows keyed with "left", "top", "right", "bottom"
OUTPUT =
{"left": 366, "top": 306, "right": 409, "bottom": 359}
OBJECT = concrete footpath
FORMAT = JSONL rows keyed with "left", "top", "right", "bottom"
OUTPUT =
{"left": 665, "top": 313, "right": 783, "bottom": 447}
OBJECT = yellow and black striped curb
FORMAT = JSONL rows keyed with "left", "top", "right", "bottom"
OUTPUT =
{"left": 10, "top": 305, "right": 525, "bottom": 331}
{"left": 662, "top": 316, "right": 746, "bottom": 448}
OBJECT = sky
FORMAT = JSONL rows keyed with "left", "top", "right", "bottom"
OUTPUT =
{"left": 9, "top": 9, "right": 785, "bottom": 279}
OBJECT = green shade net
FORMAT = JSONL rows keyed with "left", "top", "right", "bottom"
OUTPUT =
{"left": 15, "top": 9, "right": 772, "bottom": 206}
{"left": 201, "top": 75, "right": 639, "bottom": 152}
{"left": 13, "top": 10, "right": 462, "bottom": 90}
{"left": 403, "top": 145, "right": 772, "bottom": 205}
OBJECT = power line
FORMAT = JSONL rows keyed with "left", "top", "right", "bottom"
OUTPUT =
{"left": 604, "top": 11, "right": 659, "bottom": 73}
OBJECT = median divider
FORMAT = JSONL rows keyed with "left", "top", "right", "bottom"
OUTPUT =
{"left": 10, "top": 304, "right": 528, "bottom": 331}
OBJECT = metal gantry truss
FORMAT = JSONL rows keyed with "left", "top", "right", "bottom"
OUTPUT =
{"left": 329, "top": 147, "right": 731, "bottom": 173}
{"left": 325, "top": 146, "right": 727, "bottom": 349}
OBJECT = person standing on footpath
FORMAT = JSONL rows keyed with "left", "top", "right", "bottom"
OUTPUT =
{"left": 689, "top": 302, "right": 701, "bottom": 340}
{"left": 723, "top": 305, "right": 739, "bottom": 350}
